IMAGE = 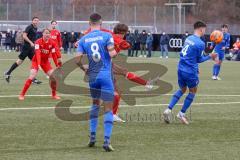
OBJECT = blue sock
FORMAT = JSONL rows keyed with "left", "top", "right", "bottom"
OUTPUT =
{"left": 181, "top": 93, "right": 195, "bottom": 113}
{"left": 168, "top": 90, "right": 184, "bottom": 110}
{"left": 89, "top": 105, "right": 100, "bottom": 139}
{"left": 215, "top": 64, "right": 221, "bottom": 76}
{"left": 213, "top": 64, "right": 217, "bottom": 76}
{"left": 104, "top": 111, "right": 113, "bottom": 144}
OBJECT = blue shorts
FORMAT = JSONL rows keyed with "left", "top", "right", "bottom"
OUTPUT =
{"left": 89, "top": 76, "right": 114, "bottom": 102}
{"left": 178, "top": 70, "right": 199, "bottom": 89}
{"left": 216, "top": 52, "right": 224, "bottom": 61}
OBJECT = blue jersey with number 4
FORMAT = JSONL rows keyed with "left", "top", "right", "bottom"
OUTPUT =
{"left": 178, "top": 35, "right": 210, "bottom": 75}
{"left": 77, "top": 30, "right": 114, "bottom": 79}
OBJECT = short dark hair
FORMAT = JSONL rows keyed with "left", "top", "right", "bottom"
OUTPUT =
{"left": 193, "top": 21, "right": 206, "bottom": 29}
{"left": 89, "top": 13, "right": 102, "bottom": 23}
{"left": 113, "top": 23, "right": 129, "bottom": 34}
{"left": 51, "top": 20, "right": 57, "bottom": 24}
{"left": 221, "top": 24, "right": 228, "bottom": 28}
{"left": 32, "top": 16, "right": 39, "bottom": 21}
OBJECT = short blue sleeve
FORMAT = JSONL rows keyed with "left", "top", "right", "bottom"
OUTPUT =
{"left": 77, "top": 39, "right": 85, "bottom": 54}
{"left": 106, "top": 34, "right": 114, "bottom": 48}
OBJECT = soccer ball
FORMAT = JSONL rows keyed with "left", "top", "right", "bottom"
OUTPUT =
{"left": 210, "top": 30, "right": 223, "bottom": 44}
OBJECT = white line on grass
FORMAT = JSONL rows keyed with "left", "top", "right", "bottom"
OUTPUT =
{"left": 0, "top": 101, "right": 240, "bottom": 111}
{"left": 0, "top": 94, "right": 240, "bottom": 98}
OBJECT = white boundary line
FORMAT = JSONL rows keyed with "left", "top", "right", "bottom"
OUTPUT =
{"left": 0, "top": 101, "right": 240, "bottom": 111}
{"left": 0, "top": 94, "right": 240, "bottom": 98}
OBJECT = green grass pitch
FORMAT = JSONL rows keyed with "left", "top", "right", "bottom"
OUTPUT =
{"left": 0, "top": 51, "right": 240, "bottom": 160}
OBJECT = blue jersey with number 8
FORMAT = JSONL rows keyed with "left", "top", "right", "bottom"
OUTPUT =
{"left": 178, "top": 35, "right": 207, "bottom": 75}
{"left": 77, "top": 30, "right": 114, "bottom": 79}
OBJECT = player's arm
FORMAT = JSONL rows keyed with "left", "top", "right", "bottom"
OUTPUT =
{"left": 75, "top": 39, "right": 87, "bottom": 72}
{"left": 107, "top": 35, "right": 117, "bottom": 58}
{"left": 23, "top": 26, "right": 34, "bottom": 47}
{"left": 197, "top": 46, "right": 216, "bottom": 63}
{"left": 51, "top": 44, "right": 60, "bottom": 67}
{"left": 34, "top": 42, "right": 41, "bottom": 68}
{"left": 58, "top": 31, "right": 62, "bottom": 48}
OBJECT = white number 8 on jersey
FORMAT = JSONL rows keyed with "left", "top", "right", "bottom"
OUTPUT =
{"left": 91, "top": 43, "right": 101, "bottom": 62}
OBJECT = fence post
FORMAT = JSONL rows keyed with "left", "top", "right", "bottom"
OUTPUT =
{"left": 134, "top": 5, "right": 137, "bottom": 26}
{"left": 6, "top": 2, "right": 9, "bottom": 20}
{"left": 72, "top": 4, "right": 75, "bottom": 21}
{"left": 29, "top": 4, "right": 32, "bottom": 20}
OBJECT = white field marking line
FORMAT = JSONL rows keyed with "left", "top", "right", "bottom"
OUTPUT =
{"left": 1, "top": 101, "right": 240, "bottom": 111}
{"left": 0, "top": 59, "right": 17, "bottom": 61}
{"left": 0, "top": 94, "right": 240, "bottom": 98}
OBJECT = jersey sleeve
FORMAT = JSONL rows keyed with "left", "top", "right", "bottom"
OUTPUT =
{"left": 106, "top": 34, "right": 114, "bottom": 48}
{"left": 197, "top": 43, "right": 210, "bottom": 63}
{"left": 226, "top": 34, "right": 230, "bottom": 48}
{"left": 34, "top": 40, "right": 41, "bottom": 66}
{"left": 24, "top": 25, "right": 31, "bottom": 34}
{"left": 77, "top": 38, "right": 85, "bottom": 54}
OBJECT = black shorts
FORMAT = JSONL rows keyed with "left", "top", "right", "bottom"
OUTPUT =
{"left": 18, "top": 44, "right": 35, "bottom": 60}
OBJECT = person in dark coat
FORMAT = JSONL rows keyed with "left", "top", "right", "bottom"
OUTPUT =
{"left": 146, "top": 32, "right": 153, "bottom": 58}
{"left": 126, "top": 31, "right": 134, "bottom": 57}
{"left": 159, "top": 32, "right": 170, "bottom": 58}
{"left": 5, "top": 31, "right": 12, "bottom": 52}
{"left": 62, "top": 31, "right": 69, "bottom": 53}
{"left": 139, "top": 30, "right": 147, "bottom": 57}
{"left": 132, "top": 30, "right": 140, "bottom": 57}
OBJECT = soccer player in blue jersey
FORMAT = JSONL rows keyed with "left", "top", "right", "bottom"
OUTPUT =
{"left": 163, "top": 21, "right": 217, "bottom": 125}
{"left": 211, "top": 24, "right": 231, "bottom": 80}
{"left": 75, "top": 13, "right": 117, "bottom": 151}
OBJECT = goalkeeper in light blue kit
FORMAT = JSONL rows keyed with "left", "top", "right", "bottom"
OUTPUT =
{"left": 75, "top": 13, "right": 117, "bottom": 151}
{"left": 163, "top": 21, "right": 217, "bottom": 125}
{"left": 211, "top": 24, "right": 230, "bottom": 80}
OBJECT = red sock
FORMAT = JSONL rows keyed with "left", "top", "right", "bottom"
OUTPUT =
{"left": 20, "top": 79, "right": 32, "bottom": 96}
{"left": 50, "top": 80, "right": 57, "bottom": 96}
{"left": 113, "top": 92, "right": 120, "bottom": 115}
{"left": 126, "top": 72, "right": 147, "bottom": 85}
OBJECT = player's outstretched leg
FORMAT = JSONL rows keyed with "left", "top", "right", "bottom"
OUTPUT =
{"left": 103, "top": 110, "right": 114, "bottom": 152}
{"left": 88, "top": 103, "right": 100, "bottom": 147}
{"left": 48, "top": 69, "right": 60, "bottom": 100}
{"left": 163, "top": 88, "right": 185, "bottom": 123}
{"left": 4, "top": 59, "right": 22, "bottom": 83}
{"left": 112, "top": 92, "right": 125, "bottom": 123}
{"left": 177, "top": 88, "right": 197, "bottom": 125}
{"left": 19, "top": 69, "right": 37, "bottom": 100}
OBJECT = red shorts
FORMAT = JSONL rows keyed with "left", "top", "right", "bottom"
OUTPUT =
{"left": 31, "top": 60, "right": 53, "bottom": 74}
{"left": 48, "top": 47, "right": 61, "bottom": 59}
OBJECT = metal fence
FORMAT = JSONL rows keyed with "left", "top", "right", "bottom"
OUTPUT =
{"left": 0, "top": 2, "right": 239, "bottom": 34}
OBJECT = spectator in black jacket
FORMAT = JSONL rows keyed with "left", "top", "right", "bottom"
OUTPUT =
{"left": 62, "top": 31, "right": 69, "bottom": 53}
{"left": 10, "top": 30, "right": 17, "bottom": 51}
{"left": 68, "top": 31, "right": 77, "bottom": 54}
{"left": 0, "top": 32, "right": 2, "bottom": 48}
{"left": 126, "top": 31, "right": 134, "bottom": 57}
{"left": 139, "top": 30, "right": 147, "bottom": 57}
{"left": 5, "top": 31, "right": 12, "bottom": 52}
{"left": 182, "top": 31, "right": 189, "bottom": 45}
{"left": 160, "top": 32, "right": 170, "bottom": 58}
{"left": 146, "top": 32, "right": 153, "bottom": 58}
{"left": 132, "top": 30, "right": 140, "bottom": 57}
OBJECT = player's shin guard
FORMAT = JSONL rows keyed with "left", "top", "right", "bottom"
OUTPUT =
{"left": 126, "top": 72, "right": 147, "bottom": 85}
{"left": 50, "top": 80, "right": 57, "bottom": 96}
{"left": 89, "top": 105, "right": 100, "bottom": 140}
{"left": 20, "top": 79, "right": 32, "bottom": 96}
{"left": 181, "top": 93, "right": 195, "bottom": 113}
{"left": 168, "top": 89, "right": 184, "bottom": 110}
{"left": 104, "top": 111, "right": 113, "bottom": 144}
{"left": 113, "top": 93, "right": 120, "bottom": 115}
{"left": 215, "top": 64, "right": 221, "bottom": 76}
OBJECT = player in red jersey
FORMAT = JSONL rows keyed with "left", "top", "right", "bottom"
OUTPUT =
{"left": 19, "top": 29, "right": 62, "bottom": 100}
{"left": 50, "top": 20, "right": 62, "bottom": 66}
{"left": 84, "top": 24, "right": 153, "bottom": 122}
